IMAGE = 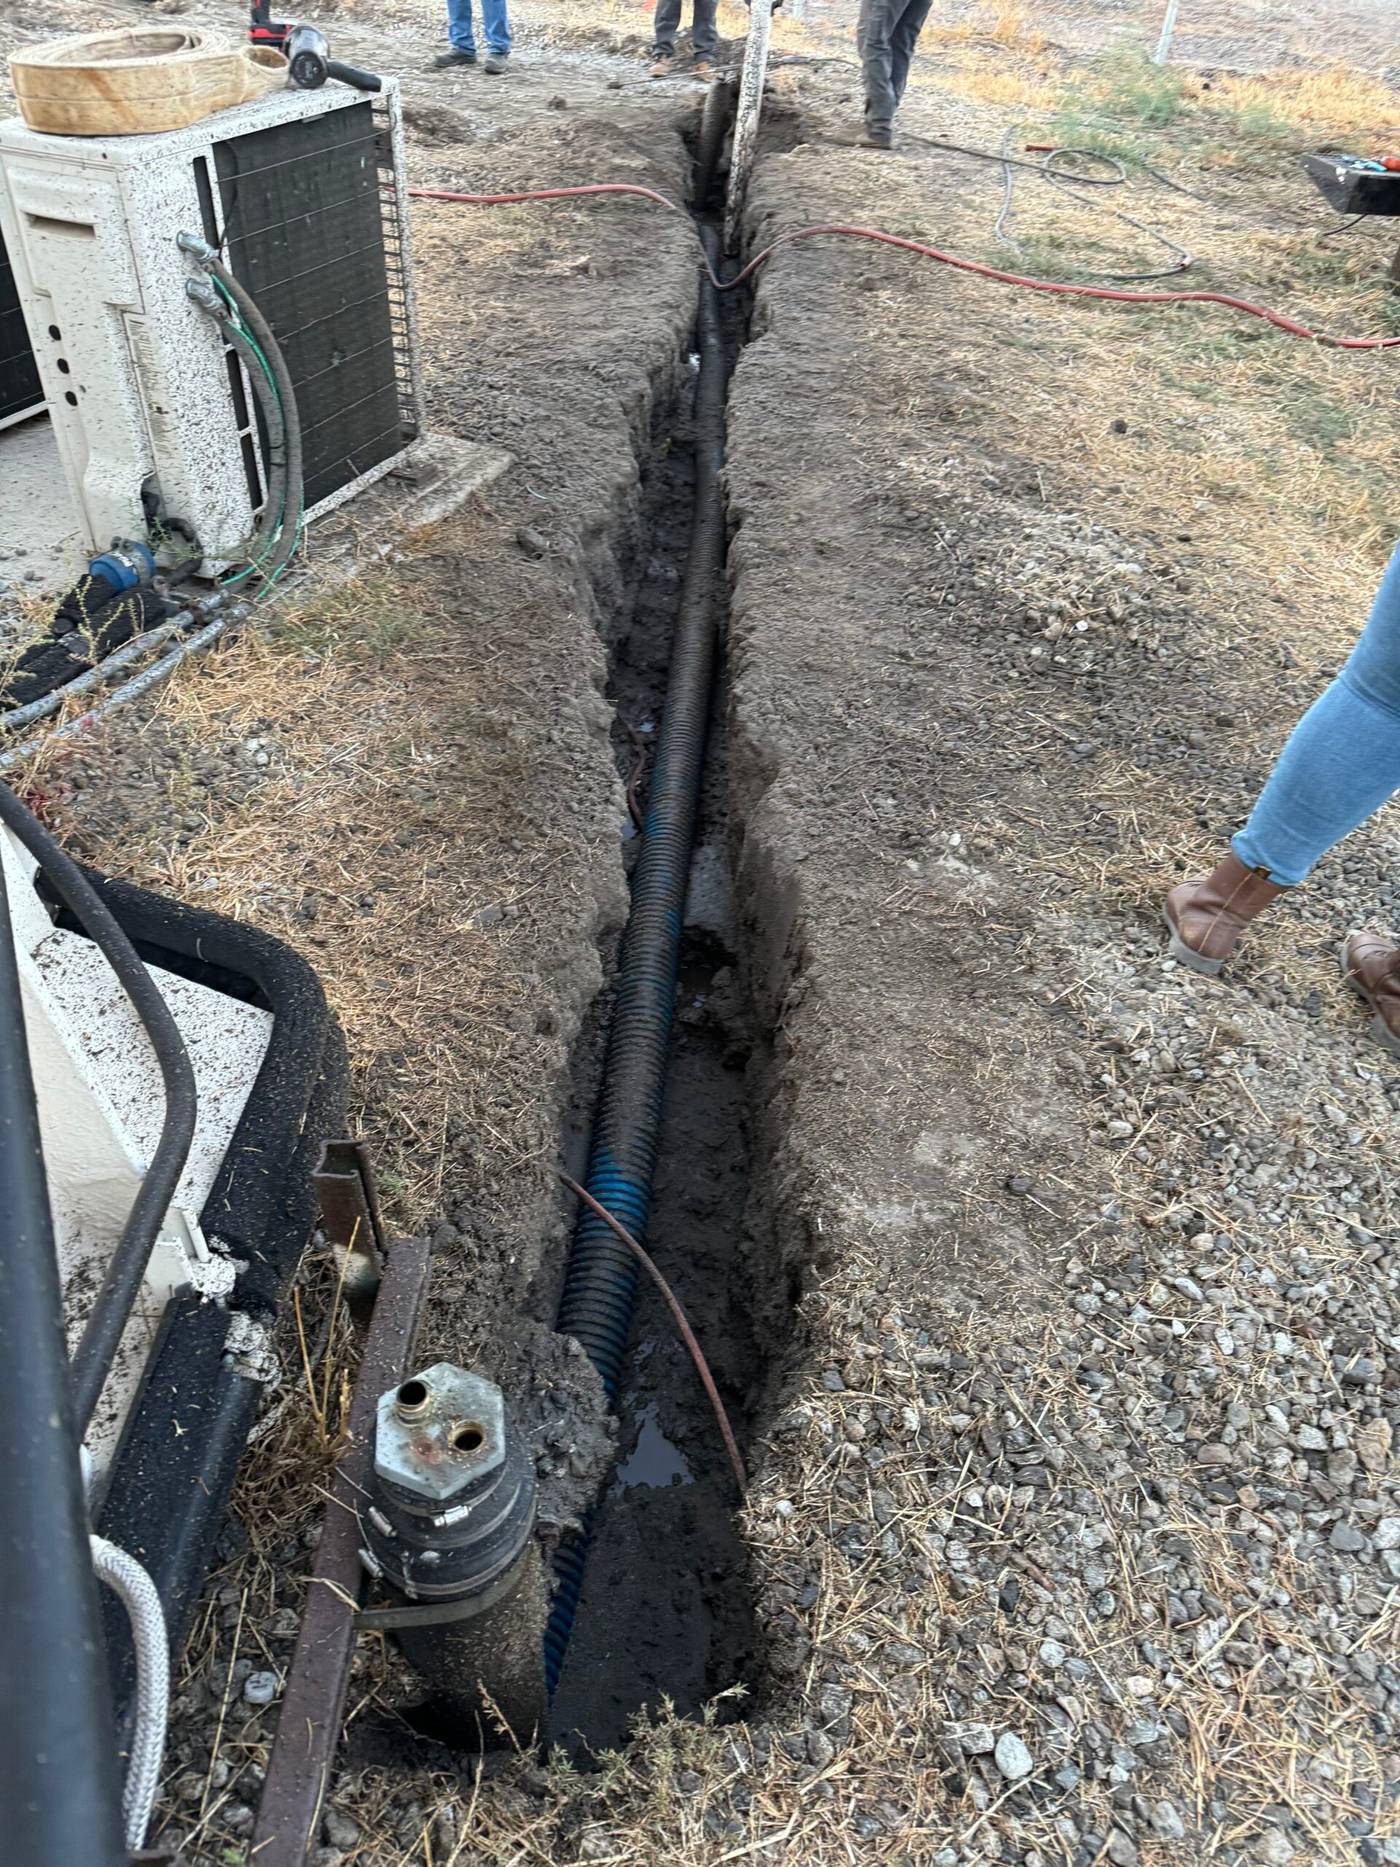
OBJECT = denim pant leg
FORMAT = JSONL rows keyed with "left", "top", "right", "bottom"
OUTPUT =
{"left": 691, "top": 0, "right": 719, "bottom": 58}
{"left": 889, "top": 0, "right": 933, "bottom": 103}
{"left": 446, "top": 0, "right": 476, "bottom": 53}
{"left": 1235, "top": 543, "right": 1400, "bottom": 884}
{"left": 478, "top": 0, "right": 511, "bottom": 53}
{"left": 858, "top": 0, "right": 899, "bottom": 130}
{"left": 653, "top": 0, "right": 683, "bottom": 53}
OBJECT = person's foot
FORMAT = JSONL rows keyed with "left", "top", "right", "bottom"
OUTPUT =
{"left": 649, "top": 51, "right": 675, "bottom": 77}
{"left": 862, "top": 124, "right": 893, "bottom": 149}
{"left": 1163, "top": 851, "right": 1287, "bottom": 977}
{"left": 1342, "top": 932, "right": 1400, "bottom": 1055}
{"left": 692, "top": 58, "right": 716, "bottom": 81}
{"left": 430, "top": 47, "right": 476, "bottom": 68}
{"left": 483, "top": 48, "right": 509, "bottom": 72}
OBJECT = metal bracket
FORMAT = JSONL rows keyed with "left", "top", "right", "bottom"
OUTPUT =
{"left": 312, "top": 1138, "right": 387, "bottom": 1318}
{"left": 355, "top": 1553, "right": 531, "bottom": 1633}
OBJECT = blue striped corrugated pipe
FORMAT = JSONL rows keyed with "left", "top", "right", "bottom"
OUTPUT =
{"left": 545, "top": 234, "right": 728, "bottom": 1696}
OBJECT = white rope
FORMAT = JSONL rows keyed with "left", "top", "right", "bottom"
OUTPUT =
{"left": 91, "top": 1533, "right": 169, "bottom": 1851}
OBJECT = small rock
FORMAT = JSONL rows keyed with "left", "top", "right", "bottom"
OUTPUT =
{"left": 806, "top": 1728, "right": 835, "bottom": 1768}
{"left": 1151, "top": 1800, "right": 1187, "bottom": 1841}
{"left": 1197, "top": 1442, "right": 1232, "bottom": 1467}
{"left": 1330, "top": 1521, "right": 1368, "bottom": 1554}
{"left": 1039, "top": 1638, "right": 1067, "bottom": 1669}
{"left": 951, "top": 1721, "right": 995, "bottom": 1755}
{"left": 994, "top": 1731, "right": 1034, "bottom": 1780}
{"left": 1107, "top": 1830, "right": 1139, "bottom": 1867}
{"left": 323, "top": 1812, "right": 360, "bottom": 1851}
{"left": 1357, "top": 1418, "right": 1392, "bottom": 1475}
{"left": 243, "top": 1670, "right": 278, "bottom": 1706}
{"left": 1257, "top": 1828, "right": 1295, "bottom": 1865}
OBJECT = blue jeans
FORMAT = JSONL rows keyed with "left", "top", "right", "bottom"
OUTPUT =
{"left": 447, "top": 0, "right": 510, "bottom": 56}
{"left": 1234, "top": 542, "right": 1400, "bottom": 886}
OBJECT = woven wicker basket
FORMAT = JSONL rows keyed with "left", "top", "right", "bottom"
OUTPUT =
{"left": 10, "top": 29, "right": 287, "bottom": 137}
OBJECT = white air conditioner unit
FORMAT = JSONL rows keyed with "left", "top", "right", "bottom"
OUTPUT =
{"left": 0, "top": 81, "right": 423, "bottom": 572}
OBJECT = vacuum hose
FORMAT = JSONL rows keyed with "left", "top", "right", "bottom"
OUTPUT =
{"left": 545, "top": 228, "right": 730, "bottom": 1691}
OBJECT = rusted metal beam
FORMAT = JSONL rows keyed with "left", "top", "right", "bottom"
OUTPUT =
{"left": 250, "top": 1233, "right": 431, "bottom": 1867}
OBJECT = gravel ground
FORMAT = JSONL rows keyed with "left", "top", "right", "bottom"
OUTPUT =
{"left": 5, "top": 4, "right": 1400, "bottom": 1864}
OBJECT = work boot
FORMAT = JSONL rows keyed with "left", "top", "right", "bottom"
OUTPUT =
{"left": 1341, "top": 932, "right": 1400, "bottom": 1056}
{"left": 863, "top": 120, "right": 893, "bottom": 149}
{"left": 649, "top": 50, "right": 675, "bottom": 77}
{"left": 1163, "top": 851, "right": 1287, "bottom": 977}
{"left": 483, "top": 49, "right": 509, "bottom": 72}
{"left": 692, "top": 57, "right": 716, "bottom": 82}
{"left": 431, "top": 47, "right": 476, "bottom": 67}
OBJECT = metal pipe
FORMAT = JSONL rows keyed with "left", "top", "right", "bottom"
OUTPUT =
{"left": 1153, "top": 0, "right": 1181, "bottom": 65}
{"left": 0, "top": 848, "right": 127, "bottom": 1867}
{"left": 546, "top": 228, "right": 731, "bottom": 1691}
{"left": 0, "top": 611, "right": 237, "bottom": 773}
{"left": 0, "top": 617, "right": 184, "bottom": 734}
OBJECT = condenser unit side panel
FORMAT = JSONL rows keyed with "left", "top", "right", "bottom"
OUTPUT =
{"left": 212, "top": 104, "right": 408, "bottom": 510}
{"left": 0, "top": 215, "right": 43, "bottom": 429}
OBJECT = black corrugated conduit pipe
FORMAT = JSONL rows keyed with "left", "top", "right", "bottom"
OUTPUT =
{"left": 545, "top": 225, "right": 731, "bottom": 1694}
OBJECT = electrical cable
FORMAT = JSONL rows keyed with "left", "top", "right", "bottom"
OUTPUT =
{"left": 90, "top": 1534, "right": 169, "bottom": 1852}
{"left": 179, "top": 236, "right": 305, "bottom": 589}
{"left": 0, "top": 781, "right": 197, "bottom": 1431}
{"left": 407, "top": 183, "right": 1400, "bottom": 348}
{"left": 561, "top": 1174, "right": 746, "bottom": 1495}
{"left": 200, "top": 254, "right": 305, "bottom": 587}
{"left": 992, "top": 133, "right": 1193, "bottom": 281}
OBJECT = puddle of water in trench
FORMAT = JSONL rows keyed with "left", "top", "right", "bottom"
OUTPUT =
{"left": 614, "top": 1401, "right": 694, "bottom": 1491}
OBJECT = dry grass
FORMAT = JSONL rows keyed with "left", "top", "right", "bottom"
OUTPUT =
{"left": 17, "top": 515, "right": 608, "bottom": 1231}
{"left": 1211, "top": 63, "right": 1400, "bottom": 140}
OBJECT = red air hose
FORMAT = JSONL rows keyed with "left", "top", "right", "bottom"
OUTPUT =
{"left": 407, "top": 182, "right": 1400, "bottom": 350}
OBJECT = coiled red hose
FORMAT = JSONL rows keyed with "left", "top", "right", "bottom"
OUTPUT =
{"left": 407, "top": 182, "right": 1400, "bottom": 349}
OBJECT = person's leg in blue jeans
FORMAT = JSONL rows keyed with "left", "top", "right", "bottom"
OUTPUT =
{"left": 478, "top": 0, "right": 511, "bottom": 61}
{"left": 1165, "top": 541, "right": 1400, "bottom": 1051}
{"left": 443, "top": 0, "right": 477, "bottom": 59}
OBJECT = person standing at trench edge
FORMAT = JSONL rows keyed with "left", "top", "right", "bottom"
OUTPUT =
{"left": 431, "top": 0, "right": 511, "bottom": 74}
{"left": 857, "top": 0, "right": 933, "bottom": 149}
{"left": 1165, "top": 539, "right": 1400, "bottom": 1054}
{"left": 649, "top": 0, "right": 718, "bottom": 82}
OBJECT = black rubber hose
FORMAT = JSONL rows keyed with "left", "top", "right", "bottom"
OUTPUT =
{"left": 0, "top": 845, "right": 128, "bottom": 1867}
{"left": 0, "top": 783, "right": 197, "bottom": 1433}
{"left": 212, "top": 312, "right": 288, "bottom": 569}
{"left": 202, "top": 255, "right": 305, "bottom": 582}
{"left": 546, "top": 228, "right": 730, "bottom": 1690}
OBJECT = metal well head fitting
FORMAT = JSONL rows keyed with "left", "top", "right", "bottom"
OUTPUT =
{"left": 374, "top": 1362, "right": 506, "bottom": 1502}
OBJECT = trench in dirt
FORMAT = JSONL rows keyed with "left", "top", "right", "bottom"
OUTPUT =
{"left": 548, "top": 261, "right": 796, "bottom": 1751}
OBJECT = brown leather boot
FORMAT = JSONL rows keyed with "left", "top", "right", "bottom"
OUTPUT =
{"left": 1163, "top": 852, "right": 1288, "bottom": 977}
{"left": 1341, "top": 933, "right": 1400, "bottom": 1056}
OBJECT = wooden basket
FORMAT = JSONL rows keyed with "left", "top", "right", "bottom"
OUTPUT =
{"left": 10, "top": 29, "right": 288, "bottom": 137}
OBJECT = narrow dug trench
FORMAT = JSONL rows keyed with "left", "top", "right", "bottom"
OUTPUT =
{"left": 551, "top": 296, "right": 793, "bottom": 1748}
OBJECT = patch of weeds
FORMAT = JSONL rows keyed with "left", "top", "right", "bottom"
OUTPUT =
{"left": 1279, "top": 392, "right": 1357, "bottom": 454}
{"left": 1096, "top": 48, "right": 1189, "bottom": 128}
{"left": 1043, "top": 104, "right": 1158, "bottom": 168}
{"left": 266, "top": 573, "right": 429, "bottom": 659}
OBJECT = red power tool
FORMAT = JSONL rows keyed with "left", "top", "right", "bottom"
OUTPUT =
{"left": 249, "top": 1, "right": 382, "bottom": 92}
